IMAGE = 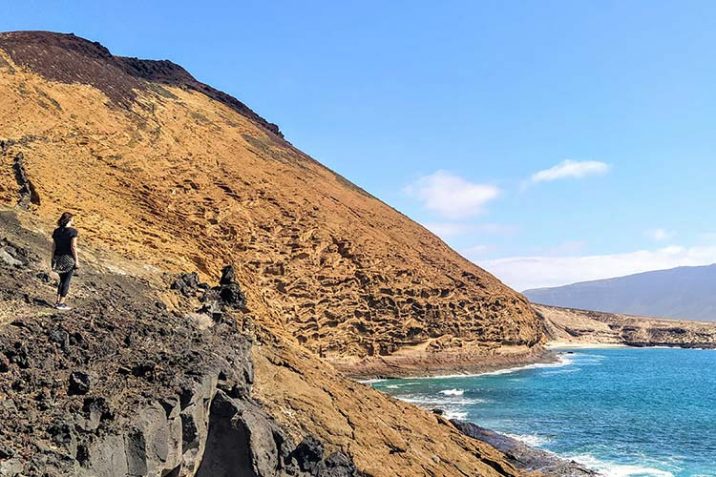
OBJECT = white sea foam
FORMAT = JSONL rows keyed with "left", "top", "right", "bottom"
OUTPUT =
{"left": 400, "top": 395, "right": 485, "bottom": 406}
{"left": 475, "top": 354, "right": 574, "bottom": 377}
{"left": 438, "top": 388, "right": 464, "bottom": 396}
{"left": 442, "top": 409, "right": 468, "bottom": 420}
{"left": 385, "top": 384, "right": 400, "bottom": 389}
{"left": 358, "top": 378, "right": 385, "bottom": 384}
{"left": 504, "top": 433, "right": 551, "bottom": 447}
{"left": 570, "top": 454, "right": 675, "bottom": 477}
{"left": 407, "top": 354, "right": 575, "bottom": 380}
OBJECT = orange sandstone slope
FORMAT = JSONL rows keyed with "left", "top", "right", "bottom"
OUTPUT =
{"left": 0, "top": 31, "right": 545, "bottom": 375}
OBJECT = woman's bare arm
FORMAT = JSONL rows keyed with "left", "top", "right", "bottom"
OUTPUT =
{"left": 70, "top": 237, "right": 79, "bottom": 268}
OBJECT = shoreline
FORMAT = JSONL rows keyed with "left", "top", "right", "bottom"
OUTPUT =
{"left": 336, "top": 345, "right": 559, "bottom": 380}
{"left": 545, "top": 341, "right": 628, "bottom": 349}
{"left": 361, "top": 350, "right": 599, "bottom": 476}
{"left": 360, "top": 352, "right": 572, "bottom": 383}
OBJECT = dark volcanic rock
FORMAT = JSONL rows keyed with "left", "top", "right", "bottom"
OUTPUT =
{"left": 293, "top": 436, "right": 324, "bottom": 473}
{"left": 0, "top": 31, "right": 283, "bottom": 137}
{"left": 452, "top": 420, "right": 598, "bottom": 476}
{"left": 198, "top": 264, "right": 247, "bottom": 315}
{"left": 67, "top": 371, "right": 90, "bottom": 395}
{"left": 170, "top": 272, "right": 202, "bottom": 296}
{"left": 0, "top": 209, "right": 359, "bottom": 477}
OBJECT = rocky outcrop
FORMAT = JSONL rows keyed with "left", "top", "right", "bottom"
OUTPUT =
{"left": 452, "top": 420, "right": 598, "bottom": 477}
{"left": 0, "top": 210, "right": 359, "bottom": 477}
{"left": 11, "top": 152, "right": 40, "bottom": 208}
{"left": 537, "top": 304, "right": 716, "bottom": 348}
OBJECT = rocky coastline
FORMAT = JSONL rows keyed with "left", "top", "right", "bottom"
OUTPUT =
{"left": 452, "top": 421, "right": 598, "bottom": 477}
{"left": 537, "top": 304, "right": 716, "bottom": 348}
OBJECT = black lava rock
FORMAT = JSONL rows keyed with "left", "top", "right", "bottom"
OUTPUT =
{"left": 322, "top": 452, "right": 359, "bottom": 477}
{"left": 219, "top": 265, "right": 236, "bottom": 285}
{"left": 170, "top": 272, "right": 205, "bottom": 296}
{"left": 68, "top": 371, "right": 90, "bottom": 395}
{"left": 292, "top": 436, "right": 324, "bottom": 473}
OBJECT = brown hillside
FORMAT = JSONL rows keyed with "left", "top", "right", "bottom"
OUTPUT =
{"left": 0, "top": 30, "right": 543, "bottom": 375}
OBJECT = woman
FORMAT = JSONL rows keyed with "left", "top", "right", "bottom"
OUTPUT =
{"left": 51, "top": 212, "right": 79, "bottom": 310}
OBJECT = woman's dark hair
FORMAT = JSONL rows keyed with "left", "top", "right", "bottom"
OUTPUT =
{"left": 57, "top": 212, "right": 74, "bottom": 228}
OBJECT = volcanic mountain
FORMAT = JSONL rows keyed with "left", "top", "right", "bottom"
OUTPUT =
{"left": 0, "top": 31, "right": 549, "bottom": 476}
{"left": 0, "top": 30, "right": 544, "bottom": 374}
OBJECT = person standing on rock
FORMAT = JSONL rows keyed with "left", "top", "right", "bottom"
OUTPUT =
{"left": 51, "top": 212, "right": 79, "bottom": 310}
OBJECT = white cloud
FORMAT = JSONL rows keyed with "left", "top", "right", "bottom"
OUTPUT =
{"left": 530, "top": 160, "right": 610, "bottom": 183}
{"left": 474, "top": 245, "right": 716, "bottom": 291}
{"left": 405, "top": 171, "right": 500, "bottom": 219}
{"left": 645, "top": 228, "right": 673, "bottom": 242}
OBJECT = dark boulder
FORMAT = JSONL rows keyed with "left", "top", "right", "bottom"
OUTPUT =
{"left": 321, "top": 452, "right": 359, "bottom": 477}
{"left": 199, "top": 264, "right": 247, "bottom": 315}
{"left": 170, "top": 272, "right": 202, "bottom": 296}
{"left": 67, "top": 371, "right": 90, "bottom": 395}
{"left": 292, "top": 436, "right": 324, "bottom": 473}
{"left": 219, "top": 265, "right": 236, "bottom": 285}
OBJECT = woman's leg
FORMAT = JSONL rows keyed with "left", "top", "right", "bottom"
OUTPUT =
{"left": 57, "top": 269, "right": 75, "bottom": 304}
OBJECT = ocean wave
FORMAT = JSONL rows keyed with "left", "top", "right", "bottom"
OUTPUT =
{"left": 474, "top": 354, "right": 575, "bottom": 377}
{"left": 570, "top": 454, "right": 674, "bottom": 477}
{"left": 442, "top": 409, "right": 468, "bottom": 420}
{"left": 438, "top": 388, "right": 464, "bottom": 396}
{"left": 504, "top": 433, "right": 551, "bottom": 447}
{"left": 400, "top": 395, "right": 486, "bottom": 406}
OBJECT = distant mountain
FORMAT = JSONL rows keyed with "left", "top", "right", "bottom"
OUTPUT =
{"left": 523, "top": 264, "right": 716, "bottom": 321}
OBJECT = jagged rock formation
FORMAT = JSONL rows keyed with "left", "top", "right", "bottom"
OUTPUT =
{"left": 451, "top": 421, "right": 597, "bottom": 477}
{"left": 537, "top": 304, "right": 716, "bottom": 348}
{"left": 0, "top": 210, "right": 360, "bottom": 477}
{"left": 0, "top": 30, "right": 544, "bottom": 376}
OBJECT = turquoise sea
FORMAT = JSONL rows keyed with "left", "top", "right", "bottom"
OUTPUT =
{"left": 372, "top": 348, "right": 716, "bottom": 477}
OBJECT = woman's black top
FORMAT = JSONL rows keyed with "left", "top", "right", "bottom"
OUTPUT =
{"left": 52, "top": 227, "right": 78, "bottom": 256}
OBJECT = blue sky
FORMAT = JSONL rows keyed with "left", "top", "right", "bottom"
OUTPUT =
{"left": 3, "top": 0, "right": 716, "bottom": 290}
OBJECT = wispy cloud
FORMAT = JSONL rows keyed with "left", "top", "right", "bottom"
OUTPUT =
{"left": 405, "top": 171, "right": 500, "bottom": 219}
{"left": 530, "top": 160, "right": 610, "bottom": 183}
{"left": 645, "top": 228, "right": 673, "bottom": 242}
{"left": 475, "top": 245, "right": 716, "bottom": 291}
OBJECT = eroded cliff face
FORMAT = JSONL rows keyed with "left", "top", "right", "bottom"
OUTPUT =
{"left": 537, "top": 304, "right": 716, "bottom": 348}
{"left": 0, "top": 31, "right": 544, "bottom": 376}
